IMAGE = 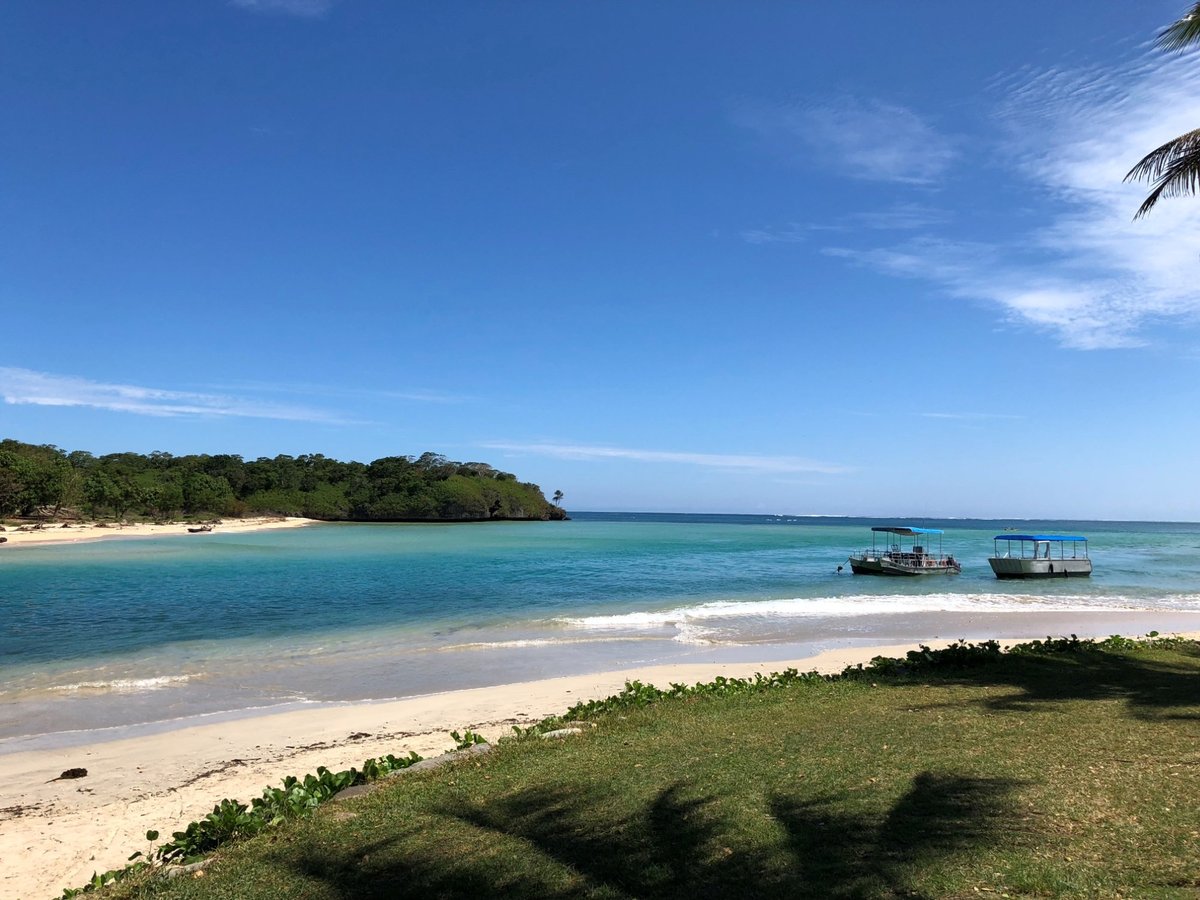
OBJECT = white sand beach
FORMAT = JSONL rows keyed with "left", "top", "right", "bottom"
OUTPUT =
{"left": 1, "top": 632, "right": 1190, "bottom": 900}
{"left": 0, "top": 516, "right": 316, "bottom": 548}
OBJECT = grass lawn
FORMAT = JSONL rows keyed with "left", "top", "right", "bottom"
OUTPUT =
{"left": 106, "top": 639, "right": 1200, "bottom": 899}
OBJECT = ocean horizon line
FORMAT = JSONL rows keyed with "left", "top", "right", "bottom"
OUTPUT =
{"left": 568, "top": 511, "right": 1200, "bottom": 526}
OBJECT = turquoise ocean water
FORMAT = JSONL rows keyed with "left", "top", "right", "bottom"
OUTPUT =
{"left": 4, "top": 513, "right": 1200, "bottom": 751}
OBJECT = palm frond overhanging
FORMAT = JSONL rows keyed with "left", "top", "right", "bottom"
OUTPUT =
{"left": 1127, "top": 2, "right": 1200, "bottom": 218}
{"left": 1156, "top": 2, "right": 1200, "bottom": 52}
{"left": 1125, "top": 129, "right": 1200, "bottom": 219}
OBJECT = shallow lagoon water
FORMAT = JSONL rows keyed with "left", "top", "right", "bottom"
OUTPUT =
{"left": 3, "top": 513, "right": 1200, "bottom": 749}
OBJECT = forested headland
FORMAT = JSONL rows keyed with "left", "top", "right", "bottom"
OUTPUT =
{"left": 0, "top": 440, "right": 566, "bottom": 522}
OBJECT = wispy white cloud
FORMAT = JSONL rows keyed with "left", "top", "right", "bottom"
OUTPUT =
{"left": 482, "top": 442, "right": 851, "bottom": 475}
{"left": 733, "top": 97, "right": 959, "bottom": 185}
{"left": 0, "top": 367, "right": 351, "bottom": 423}
{"left": 741, "top": 224, "right": 812, "bottom": 244}
{"left": 229, "top": 0, "right": 334, "bottom": 18}
{"left": 745, "top": 204, "right": 952, "bottom": 245}
{"left": 827, "top": 49, "right": 1200, "bottom": 350}
{"left": 372, "top": 388, "right": 470, "bottom": 404}
{"left": 920, "top": 412, "right": 1024, "bottom": 421}
{"left": 211, "top": 379, "right": 473, "bottom": 405}
{"left": 847, "top": 204, "right": 952, "bottom": 231}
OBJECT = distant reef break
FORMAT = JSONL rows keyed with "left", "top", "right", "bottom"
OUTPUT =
{"left": 0, "top": 441, "right": 568, "bottom": 523}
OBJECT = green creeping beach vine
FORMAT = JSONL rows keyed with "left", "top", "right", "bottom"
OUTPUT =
{"left": 449, "top": 729, "right": 489, "bottom": 750}
{"left": 60, "top": 751, "right": 425, "bottom": 897}
{"left": 515, "top": 632, "right": 1184, "bottom": 734}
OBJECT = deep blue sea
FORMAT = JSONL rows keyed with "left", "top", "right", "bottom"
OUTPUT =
{"left": 4, "top": 513, "right": 1200, "bottom": 751}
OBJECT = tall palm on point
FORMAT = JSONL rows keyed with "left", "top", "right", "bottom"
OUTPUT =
{"left": 1125, "top": 2, "right": 1200, "bottom": 218}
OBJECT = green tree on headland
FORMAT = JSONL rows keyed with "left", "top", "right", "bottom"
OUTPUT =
{"left": 0, "top": 440, "right": 566, "bottom": 523}
{"left": 1125, "top": 2, "right": 1200, "bottom": 217}
{"left": 0, "top": 440, "right": 72, "bottom": 516}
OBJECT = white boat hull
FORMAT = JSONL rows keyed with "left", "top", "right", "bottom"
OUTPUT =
{"left": 988, "top": 557, "right": 1092, "bottom": 579}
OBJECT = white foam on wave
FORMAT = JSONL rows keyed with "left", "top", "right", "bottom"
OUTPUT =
{"left": 557, "top": 591, "right": 1200, "bottom": 630}
{"left": 436, "top": 636, "right": 659, "bottom": 651}
{"left": 50, "top": 674, "right": 195, "bottom": 694}
{"left": 672, "top": 622, "right": 734, "bottom": 645}
{"left": 438, "top": 629, "right": 739, "bottom": 650}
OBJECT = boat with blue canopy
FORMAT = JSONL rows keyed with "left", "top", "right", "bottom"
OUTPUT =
{"left": 988, "top": 534, "right": 1091, "bottom": 579}
{"left": 848, "top": 526, "right": 961, "bottom": 576}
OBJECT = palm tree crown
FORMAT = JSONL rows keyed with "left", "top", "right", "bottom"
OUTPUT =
{"left": 1125, "top": 2, "right": 1200, "bottom": 218}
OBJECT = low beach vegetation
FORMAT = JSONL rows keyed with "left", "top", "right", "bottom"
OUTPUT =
{"left": 0, "top": 440, "right": 564, "bottom": 523}
{"left": 61, "top": 753, "right": 426, "bottom": 897}
{"left": 76, "top": 634, "right": 1199, "bottom": 898}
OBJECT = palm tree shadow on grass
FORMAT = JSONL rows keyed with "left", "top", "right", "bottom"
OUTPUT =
{"left": 280, "top": 770, "right": 1022, "bottom": 899}
{"left": 771, "top": 772, "right": 1023, "bottom": 899}
{"left": 906, "top": 643, "right": 1200, "bottom": 721}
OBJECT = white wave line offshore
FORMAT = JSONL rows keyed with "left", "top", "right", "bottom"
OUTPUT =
{"left": 435, "top": 636, "right": 660, "bottom": 652}
{"left": 555, "top": 592, "right": 1200, "bottom": 630}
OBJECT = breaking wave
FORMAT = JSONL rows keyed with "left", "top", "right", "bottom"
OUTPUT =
{"left": 437, "top": 636, "right": 658, "bottom": 651}
{"left": 556, "top": 592, "right": 1200, "bottom": 630}
{"left": 50, "top": 675, "right": 195, "bottom": 694}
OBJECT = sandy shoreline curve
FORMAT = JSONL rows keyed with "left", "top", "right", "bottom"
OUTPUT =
{"left": 0, "top": 516, "right": 316, "bottom": 548}
{"left": 1, "top": 631, "right": 1192, "bottom": 900}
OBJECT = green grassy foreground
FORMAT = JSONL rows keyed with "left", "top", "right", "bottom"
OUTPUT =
{"left": 106, "top": 638, "right": 1200, "bottom": 899}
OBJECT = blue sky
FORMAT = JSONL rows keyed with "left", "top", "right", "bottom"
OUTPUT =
{"left": 3, "top": 1, "right": 1200, "bottom": 519}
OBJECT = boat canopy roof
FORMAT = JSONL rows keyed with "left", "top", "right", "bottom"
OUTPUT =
{"left": 993, "top": 534, "right": 1087, "bottom": 542}
{"left": 871, "top": 526, "right": 944, "bottom": 536}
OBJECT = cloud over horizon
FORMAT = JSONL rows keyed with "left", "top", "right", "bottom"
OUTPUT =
{"left": 483, "top": 441, "right": 851, "bottom": 475}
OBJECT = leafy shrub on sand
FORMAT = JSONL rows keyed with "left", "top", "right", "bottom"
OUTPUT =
{"left": 60, "top": 750, "right": 424, "bottom": 897}
{"left": 450, "top": 730, "right": 489, "bottom": 750}
{"left": 160, "top": 800, "right": 265, "bottom": 863}
{"left": 61, "top": 867, "right": 134, "bottom": 898}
